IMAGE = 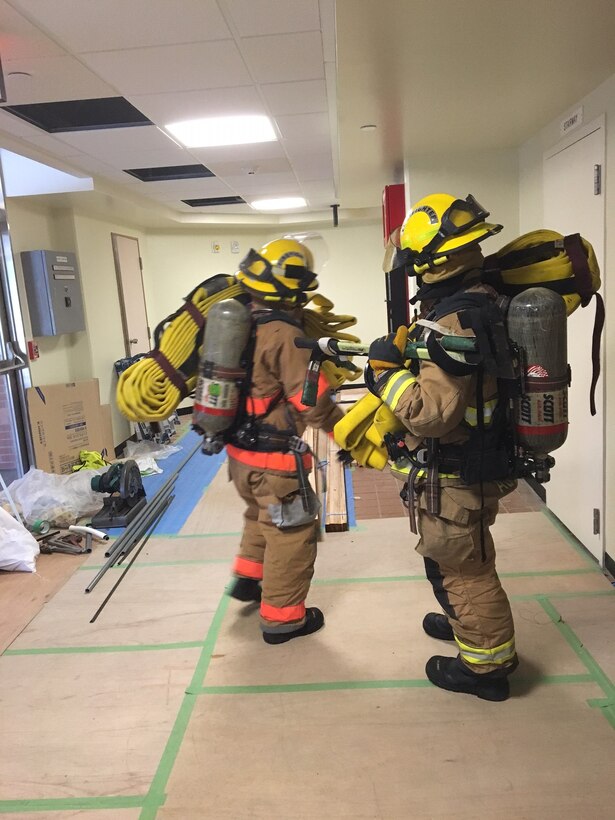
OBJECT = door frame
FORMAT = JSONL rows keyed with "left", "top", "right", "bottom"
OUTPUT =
{"left": 542, "top": 113, "right": 606, "bottom": 564}
{"left": 111, "top": 233, "right": 150, "bottom": 357}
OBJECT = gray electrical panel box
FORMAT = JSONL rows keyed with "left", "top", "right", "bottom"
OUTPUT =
{"left": 21, "top": 250, "right": 86, "bottom": 336}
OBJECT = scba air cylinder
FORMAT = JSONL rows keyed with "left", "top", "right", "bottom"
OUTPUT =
{"left": 193, "top": 299, "right": 252, "bottom": 437}
{"left": 506, "top": 287, "right": 568, "bottom": 456}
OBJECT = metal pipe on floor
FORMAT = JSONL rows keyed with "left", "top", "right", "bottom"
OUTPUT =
{"left": 85, "top": 480, "right": 176, "bottom": 593}
{"left": 85, "top": 438, "right": 202, "bottom": 593}
{"left": 89, "top": 493, "right": 175, "bottom": 623}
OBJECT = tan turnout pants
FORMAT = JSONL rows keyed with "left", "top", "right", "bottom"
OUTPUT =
{"left": 229, "top": 458, "right": 318, "bottom": 634}
{"left": 416, "top": 480, "right": 518, "bottom": 675}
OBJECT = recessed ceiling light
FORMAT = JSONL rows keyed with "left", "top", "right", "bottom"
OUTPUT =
{"left": 250, "top": 197, "right": 307, "bottom": 211}
{"left": 360, "top": 124, "right": 377, "bottom": 131}
{"left": 165, "top": 115, "right": 277, "bottom": 148}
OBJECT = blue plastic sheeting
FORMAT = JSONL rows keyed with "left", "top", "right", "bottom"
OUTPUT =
{"left": 139, "top": 430, "right": 226, "bottom": 535}
{"left": 344, "top": 466, "right": 356, "bottom": 528}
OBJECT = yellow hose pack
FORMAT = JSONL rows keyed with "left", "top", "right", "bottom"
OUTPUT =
{"left": 117, "top": 275, "right": 361, "bottom": 422}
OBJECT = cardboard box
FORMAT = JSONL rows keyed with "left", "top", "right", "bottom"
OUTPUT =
{"left": 26, "top": 380, "right": 115, "bottom": 474}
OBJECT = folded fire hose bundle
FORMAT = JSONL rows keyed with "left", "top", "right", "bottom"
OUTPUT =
{"left": 117, "top": 275, "right": 361, "bottom": 422}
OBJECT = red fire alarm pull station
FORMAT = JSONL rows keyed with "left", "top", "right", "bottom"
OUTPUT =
{"left": 27, "top": 340, "right": 40, "bottom": 360}
{"left": 382, "top": 184, "right": 406, "bottom": 245}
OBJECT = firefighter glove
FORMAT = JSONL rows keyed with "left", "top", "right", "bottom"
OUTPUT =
{"left": 368, "top": 326, "right": 409, "bottom": 375}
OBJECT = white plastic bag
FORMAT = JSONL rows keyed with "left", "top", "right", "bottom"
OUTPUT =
{"left": 124, "top": 440, "right": 181, "bottom": 461}
{"left": 1, "top": 467, "right": 108, "bottom": 528}
{"left": 0, "top": 507, "right": 39, "bottom": 572}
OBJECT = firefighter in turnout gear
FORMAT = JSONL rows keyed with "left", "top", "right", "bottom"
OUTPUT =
{"left": 369, "top": 194, "right": 518, "bottom": 700}
{"left": 228, "top": 238, "right": 343, "bottom": 643}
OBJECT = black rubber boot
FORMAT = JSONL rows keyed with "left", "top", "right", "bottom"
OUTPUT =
{"left": 425, "top": 655, "right": 510, "bottom": 702}
{"left": 422, "top": 612, "right": 455, "bottom": 641}
{"left": 263, "top": 607, "right": 324, "bottom": 645}
{"left": 228, "top": 577, "right": 262, "bottom": 603}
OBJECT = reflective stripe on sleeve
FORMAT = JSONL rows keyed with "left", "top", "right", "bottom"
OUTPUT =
{"left": 455, "top": 635, "right": 516, "bottom": 666}
{"left": 464, "top": 398, "right": 498, "bottom": 427}
{"left": 380, "top": 370, "right": 417, "bottom": 411}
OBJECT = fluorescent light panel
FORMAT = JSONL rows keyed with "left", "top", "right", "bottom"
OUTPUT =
{"left": 165, "top": 115, "right": 277, "bottom": 148}
{"left": 251, "top": 197, "right": 307, "bottom": 211}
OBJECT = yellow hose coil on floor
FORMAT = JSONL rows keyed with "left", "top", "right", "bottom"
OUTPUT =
{"left": 117, "top": 277, "right": 361, "bottom": 422}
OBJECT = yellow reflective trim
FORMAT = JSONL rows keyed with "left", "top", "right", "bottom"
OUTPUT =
{"left": 464, "top": 398, "right": 498, "bottom": 428}
{"left": 381, "top": 371, "right": 416, "bottom": 410}
{"left": 389, "top": 462, "right": 459, "bottom": 480}
{"left": 455, "top": 635, "right": 516, "bottom": 665}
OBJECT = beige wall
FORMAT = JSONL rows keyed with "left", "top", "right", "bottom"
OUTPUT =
{"left": 7, "top": 198, "right": 92, "bottom": 385}
{"left": 144, "top": 221, "right": 387, "bottom": 345}
{"left": 518, "top": 71, "right": 615, "bottom": 558}
{"left": 404, "top": 148, "right": 520, "bottom": 253}
{"left": 6, "top": 196, "right": 149, "bottom": 445}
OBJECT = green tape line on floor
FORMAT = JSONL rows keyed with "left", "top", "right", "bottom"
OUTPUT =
{"left": 0, "top": 795, "right": 144, "bottom": 814}
{"left": 537, "top": 595, "right": 615, "bottom": 728}
{"left": 150, "top": 531, "right": 242, "bottom": 539}
{"left": 78, "top": 557, "right": 231, "bottom": 571}
{"left": 139, "top": 593, "right": 231, "bottom": 819}
{"left": 512, "top": 589, "right": 614, "bottom": 601}
{"left": 195, "top": 672, "right": 593, "bottom": 697}
{"left": 313, "top": 568, "right": 599, "bottom": 587}
{"left": 3, "top": 641, "right": 205, "bottom": 656}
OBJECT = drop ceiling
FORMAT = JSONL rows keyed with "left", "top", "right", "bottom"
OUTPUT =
{"left": 1, "top": 0, "right": 615, "bottom": 226}
{"left": 0, "top": 0, "right": 339, "bottom": 224}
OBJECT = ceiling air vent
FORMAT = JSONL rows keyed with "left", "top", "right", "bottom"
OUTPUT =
{"left": 182, "top": 196, "right": 245, "bottom": 207}
{"left": 124, "top": 164, "right": 214, "bottom": 182}
{"left": 1, "top": 97, "right": 151, "bottom": 133}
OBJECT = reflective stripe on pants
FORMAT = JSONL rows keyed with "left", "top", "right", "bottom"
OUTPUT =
{"left": 229, "top": 456, "right": 317, "bottom": 634}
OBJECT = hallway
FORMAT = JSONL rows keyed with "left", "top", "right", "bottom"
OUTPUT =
{"left": 1, "top": 450, "right": 613, "bottom": 818}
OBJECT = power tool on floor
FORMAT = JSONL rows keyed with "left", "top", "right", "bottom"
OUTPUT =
{"left": 90, "top": 460, "right": 147, "bottom": 528}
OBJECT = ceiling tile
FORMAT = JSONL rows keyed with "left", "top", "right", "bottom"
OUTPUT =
{"left": 0, "top": 0, "right": 66, "bottom": 59}
{"left": 190, "top": 140, "right": 286, "bottom": 165}
{"left": 261, "top": 80, "right": 327, "bottom": 115}
{"left": 62, "top": 154, "right": 143, "bottom": 184}
{"left": 225, "top": 0, "right": 320, "bottom": 37}
{"left": 1, "top": 55, "right": 116, "bottom": 104}
{"left": 290, "top": 151, "right": 334, "bottom": 181}
{"left": 133, "top": 177, "right": 234, "bottom": 200}
{"left": 9, "top": 0, "right": 231, "bottom": 50}
{"left": 240, "top": 31, "right": 324, "bottom": 83}
{"left": 203, "top": 156, "right": 292, "bottom": 177}
{"left": 52, "top": 128, "right": 192, "bottom": 168}
{"left": 127, "top": 86, "right": 265, "bottom": 127}
{"left": 81, "top": 41, "right": 251, "bottom": 95}
{"left": 224, "top": 176, "right": 302, "bottom": 199}
{"left": 277, "top": 112, "right": 332, "bottom": 156}
{"left": 302, "top": 179, "right": 336, "bottom": 203}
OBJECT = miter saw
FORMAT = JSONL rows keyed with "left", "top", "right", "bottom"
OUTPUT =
{"left": 90, "top": 460, "right": 147, "bottom": 528}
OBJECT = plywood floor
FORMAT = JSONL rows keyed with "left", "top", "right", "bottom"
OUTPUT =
{"left": 1, "top": 461, "right": 614, "bottom": 819}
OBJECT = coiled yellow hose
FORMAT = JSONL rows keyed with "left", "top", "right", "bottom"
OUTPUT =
{"left": 117, "top": 277, "right": 361, "bottom": 422}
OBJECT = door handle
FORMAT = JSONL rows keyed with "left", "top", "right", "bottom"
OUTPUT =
{"left": 0, "top": 340, "right": 28, "bottom": 375}
{"left": 129, "top": 338, "right": 138, "bottom": 344}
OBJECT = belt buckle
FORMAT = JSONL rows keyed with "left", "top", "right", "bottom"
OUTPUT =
{"left": 413, "top": 447, "right": 429, "bottom": 465}
{"left": 288, "top": 435, "right": 308, "bottom": 454}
